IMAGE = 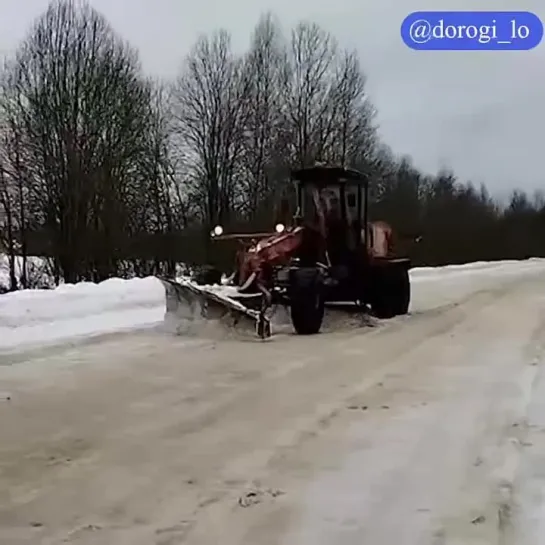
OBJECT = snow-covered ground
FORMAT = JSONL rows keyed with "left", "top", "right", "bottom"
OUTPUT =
{"left": 0, "top": 276, "right": 166, "bottom": 352}
{"left": 2, "top": 257, "right": 545, "bottom": 353}
{"left": 2, "top": 258, "right": 545, "bottom": 545}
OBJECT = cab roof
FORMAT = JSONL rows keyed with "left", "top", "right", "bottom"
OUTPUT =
{"left": 291, "top": 165, "right": 367, "bottom": 186}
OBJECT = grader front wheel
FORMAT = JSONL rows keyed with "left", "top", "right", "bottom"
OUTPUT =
{"left": 289, "top": 267, "right": 325, "bottom": 335}
{"left": 290, "top": 286, "right": 325, "bottom": 334}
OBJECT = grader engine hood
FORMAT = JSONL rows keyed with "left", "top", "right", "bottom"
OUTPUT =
{"left": 235, "top": 226, "right": 305, "bottom": 288}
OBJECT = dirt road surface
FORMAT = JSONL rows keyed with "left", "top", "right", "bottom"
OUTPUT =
{"left": 2, "top": 266, "right": 545, "bottom": 545}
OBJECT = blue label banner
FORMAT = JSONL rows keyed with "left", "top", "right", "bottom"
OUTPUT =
{"left": 401, "top": 11, "right": 543, "bottom": 50}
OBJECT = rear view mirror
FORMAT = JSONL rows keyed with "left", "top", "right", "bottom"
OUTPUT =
{"left": 347, "top": 193, "right": 356, "bottom": 207}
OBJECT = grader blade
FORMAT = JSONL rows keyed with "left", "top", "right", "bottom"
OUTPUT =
{"left": 160, "top": 278, "right": 272, "bottom": 339}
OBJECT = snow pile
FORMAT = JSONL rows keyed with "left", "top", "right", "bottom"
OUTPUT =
{"left": 410, "top": 258, "right": 545, "bottom": 281}
{"left": 411, "top": 258, "right": 545, "bottom": 312}
{"left": 0, "top": 276, "right": 165, "bottom": 352}
{"left": 1, "top": 258, "right": 545, "bottom": 353}
{"left": 0, "top": 255, "right": 193, "bottom": 292}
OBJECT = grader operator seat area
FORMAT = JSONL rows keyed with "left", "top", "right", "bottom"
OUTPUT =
{"left": 292, "top": 166, "right": 368, "bottom": 266}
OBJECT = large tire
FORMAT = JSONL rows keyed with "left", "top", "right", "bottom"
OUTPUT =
{"left": 290, "top": 286, "right": 325, "bottom": 334}
{"left": 392, "top": 265, "right": 410, "bottom": 315}
{"left": 370, "top": 264, "right": 410, "bottom": 319}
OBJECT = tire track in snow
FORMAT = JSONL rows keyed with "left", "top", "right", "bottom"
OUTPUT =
{"left": 502, "top": 301, "right": 545, "bottom": 545}
{"left": 2, "top": 272, "right": 545, "bottom": 545}
{"left": 277, "top": 276, "right": 545, "bottom": 545}
{"left": 151, "top": 276, "right": 532, "bottom": 545}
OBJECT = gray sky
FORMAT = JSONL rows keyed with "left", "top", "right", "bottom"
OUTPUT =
{"left": 0, "top": 0, "right": 544, "bottom": 196}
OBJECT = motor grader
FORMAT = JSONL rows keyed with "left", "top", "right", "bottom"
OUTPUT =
{"left": 162, "top": 165, "right": 411, "bottom": 338}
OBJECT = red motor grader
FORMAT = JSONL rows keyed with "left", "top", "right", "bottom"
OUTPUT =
{"left": 162, "top": 165, "right": 411, "bottom": 338}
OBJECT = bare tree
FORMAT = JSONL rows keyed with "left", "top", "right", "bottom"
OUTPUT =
{"left": 328, "top": 50, "right": 378, "bottom": 169}
{"left": 130, "top": 83, "right": 182, "bottom": 274}
{"left": 0, "top": 6, "right": 541, "bottom": 279}
{"left": 0, "top": 91, "right": 36, "bottom": 289}
{"left": 280, "top": 22, "right": 339, "bottom": 167}
{"left": 0, "top": 158, "right": 17, "bottom": 291}
{"left": 238, "top": 13, "right": 288, "bottom": 223}
{"left": 0, "top": 0, "right": 154, "bottom": 282}
{"left": 275, "top": 22, "right": 378, "bottom": 171}
{"left": 172, "top": 30, "right": 251, "bottom": 232}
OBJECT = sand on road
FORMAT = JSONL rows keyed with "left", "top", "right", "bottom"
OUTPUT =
{"left": 1, "top": 269, "right": 545, "bottom": 544}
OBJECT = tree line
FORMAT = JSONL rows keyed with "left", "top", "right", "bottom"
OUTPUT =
{"left": 0, "top": 0, "right": 543, "bottom": 289}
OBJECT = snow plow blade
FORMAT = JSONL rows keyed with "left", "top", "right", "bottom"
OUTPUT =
{"left": 160, "top": 278, "right": 272, "bottom": 339}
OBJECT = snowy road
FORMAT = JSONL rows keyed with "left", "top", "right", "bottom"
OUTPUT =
{"left": 2, "top": 265, "right": 545, "bottom": 544}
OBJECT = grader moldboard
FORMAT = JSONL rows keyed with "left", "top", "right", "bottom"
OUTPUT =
{"left": 162, "top": 165, "right": 411, "bottom": 339}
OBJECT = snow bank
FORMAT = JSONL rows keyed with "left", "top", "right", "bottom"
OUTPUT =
{"left": 0, "top": 255, "right": 192, "bottom": 292}
{"left": 1, "top": 258, "right": 545, "bottom": 353}
{"left": 0, "top": 277, "right": 165, "bottom": 352}
{"left": 410, "top": 258, "right": 545, "bottom": 281}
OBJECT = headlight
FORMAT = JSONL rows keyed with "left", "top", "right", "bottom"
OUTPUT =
{"left": 212, "top": 225, "right": 223, "bottom": 236}
{"left": 275, "top": 223, "right": 285, "bottom": 233}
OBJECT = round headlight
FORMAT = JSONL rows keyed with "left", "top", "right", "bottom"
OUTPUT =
{"left": 275, "top": 223, "right": 285, "bottom": 233}
{"left": 213, "top": 225, "right": 224, "bottom": 236}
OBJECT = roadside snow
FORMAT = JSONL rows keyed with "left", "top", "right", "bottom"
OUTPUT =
{"left": 0, "top": 277, "right": 165, "bottom": 352}
{"left": 286, "top": 278, "right": 545, "bottom": 545}
{"left": 1, "top": 258, "right": 545, "bottom": 353}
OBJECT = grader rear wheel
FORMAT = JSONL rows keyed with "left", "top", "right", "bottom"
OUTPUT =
{"left": 394, "top": 266, "right": 410, "bottom": 315}
{"left": 370, "top": 264, "right": 410, "bottom": 319}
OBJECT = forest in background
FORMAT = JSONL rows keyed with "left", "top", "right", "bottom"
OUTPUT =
{"left": 0, "top": 0, "right": 544, "bottom": 290}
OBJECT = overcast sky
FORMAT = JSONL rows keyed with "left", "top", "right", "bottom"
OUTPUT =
{"left": 0, "top": 0, "right": 543, "bottom": 196}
